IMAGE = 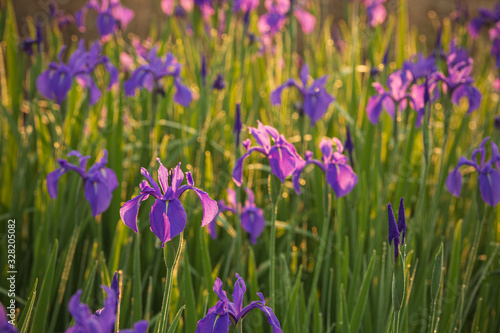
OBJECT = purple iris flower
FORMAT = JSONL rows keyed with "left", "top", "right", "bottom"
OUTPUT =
{"left": 162, "top": 0, "right": 194, "bottom": 15}
{"left": 207, "top": 188, "right": 265, "bottom": 244}
{"left": 258, "top": 0, "right": 316, "bottom": 46}
{"left": 271, "top": 64, "right": 335, "bottom": 125}
{"left": 234, "top": 103, "right": 242, "bottom": 147}
{"left": 364, "top": 0, "right": 387, "bottom": 27}
{"left": 446, "top": 137, "right": 500, "bottom": 207}
{"left": 495, "top": 115, "right": 500, "bottom": 129}
{"left": 66, "top": 273, "right": 148, "bottom": 333}
{"left": 76, "top": 0, "right": 134, "bottom": 41}
{"left": 403, "top": 54, "right": 436, "bottom": 81}
{"left": 120, "top": 160, "right": 218, "bottom": 246}
{"left": 233, "top": 121, "right": 299, "bottom": 186}
{"left": 0, "top": 303, "right": 18, "bottom": 333}
{"left": 292, "top": 137, "right": 358, "bottom": 197}
{"left": 212, "top": 73, "right": 226, "bottom": 90}
{"left": 47, "top": 150, "right": 118, "bottom": 217}
{"left": 387, "top": 202, "right": 400, "bottom": 262}
{"left": 194, "top": 0, "right": 215, "bottom": 19}
{"left": 433, "top": 44, "right": 482, "bottom": 114}
{"left": 233, "top": 0, "right": 259, "bottom": 13}
{"left": 36, "top": 40, "right": 118, "bottom": 106}
{"left": 21, "top": 20, "right": 42, "bottom": 55}
{"left": 195, "top": 274, "right": 282, "bottom": 333}
{"left": 468, "top": 4, "right": 500, "bottom": 38}
{"left": 124, "top": 47, "right": 192, "bottom": 106}
{"left": 366, "top": 69, "right": 413, "bottom": 124}
{"left": 49, "top": 0, "right": 75, "bottom": 30}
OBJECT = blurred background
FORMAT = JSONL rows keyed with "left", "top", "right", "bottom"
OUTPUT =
{"left": 12, "top": 0, "right": 500, "bottom": 43}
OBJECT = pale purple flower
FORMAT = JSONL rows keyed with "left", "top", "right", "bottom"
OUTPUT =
{"left": 446, "top": 137, "right": 500, "bottom": 207}
{"left": 195, "top": 274, "right": 282, "bottom": 333}
{"left": 76, "top": 0, "right": 134, "bottom": 41}
{"left": 365, "top": 0, "right": 387, "bottom": 27}
{"left": 468, "top": 4, "right": 500, "bottom": 38}
{"left": 47, "top": 150, "right": 118, "bottom": 217}
{"left": 292, "top": 137, "right": 358, "bottom": 197}
{"left": 120, "top": 160, "right": 218, "bottom": 246}
{"left": 207, "top": 188, "right": 265, "bottom": 244}
{"left": 233, "top": 0, "right": 259, "bottom": 13}
{"left": 233, "top": 121, "right": 299, "bottom": 186}
{"left": 271, "top": 64, "right": 335, "bottom": 125}
{"left": 124, "top": 47, "right": 192, "bottom": 106}
{"left": 36, "top": 40, "right": 118, "bottom": 105}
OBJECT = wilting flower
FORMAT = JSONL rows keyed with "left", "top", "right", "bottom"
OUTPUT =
{"left": 446, "top": 137, "right": 500, "bottom": 207}
{"left": 124, "top": 47, "right": 192, "bottom": 106}
{"left": 364, "top": 0, "right": 387, "bottom": 27}
{"left": 292, "top": 137, "right": 358, "bottom": 197}
{"left": 66, "top": 273, "right": 148, "bottom": 333}
{"left": 76, "top": 0, "right": 134, "bottom": 41}
{"left": 36, "top": 40, "right": 118, "bottom": 105}
{"left": 271, "top": 64, "right": 335, "bottom": 125}
{"left": 0, "top": 303, "right": 18, "bottom": 333}
{"left": 195, "top": 274, "right": 282, "bottom": 333}
{"left": 433, "top": 43, "right": 482, "bottom": 114}
{"left": 120, "top": 160, "right": 218, "bottom": 246}
{"left": 387, "top": 202, "right": 400, "bottom": 262}
{"left": 207, "top": 188, "right": 265, "bottom": 244}
{"left": 468, "top": 4, "right": 500, "bottom": 38}
{"left": 212, "top": 73, "right": 226, "bottom": 90}
{"left": 47, "top": 150, "right": 118, "bottom": 217}
{"left": 21, "top": 20, "right": 42, "bottom": 55}
{"left": 233, "top": 121, "right": 299, "bottom": 186}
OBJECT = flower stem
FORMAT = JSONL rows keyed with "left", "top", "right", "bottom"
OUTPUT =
{"left": 268, "top": 178, "right": 282, "bottom": 309}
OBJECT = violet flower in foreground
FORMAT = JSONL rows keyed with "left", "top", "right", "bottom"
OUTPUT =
{"left": 120, "top": 160, "right": 218, "bottom": 246}
{"left": 195, "top": 274, "right": 282, "bottom": 333}
{"left": 47, "top": 150, "right": 118, "bottom": 217}
{"left": 446, "top": 137, "right": 500, "bottom": 207}
{"left": 76, "top": 0, "right": 134, "bottom": 41}
{"left": 207, "top": 188, "right": 265, "bottom": 244}
{"left": 66, "top": 272, "right": 148, "bottom": 333}
{"left": 36, "top": 40, "right": 118, "bottom": 105}
{"left": 0, "top": 303, "right": 18, "bottom": 333}
{"left": 292, "top": 137, "right": 358, "bottom": 197}
{"left": 271, "top": 64, "right": 335, "bottom": 125}
{"left": 124, "top": 47, "right": 192, "bottom": 106}
{"left": 233, "top": 121, "right": 299, "bottom": 186}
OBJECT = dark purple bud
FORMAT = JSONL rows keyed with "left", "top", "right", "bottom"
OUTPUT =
{"left": 345, "top": 125, "right": 354, "bottom": 169}
{"left": 212, "top": 74, "right": 226, "bottom": 90}
{"left": 387, "top": 203, "right": 400, "bottom": 262}
{"left": 494, "top": 116, "right": 500, "bottom": 130}
{"left": 435, "top": 26, "right": 442, "bottom": 51}
{"left": 174, "top": 5, "right": 187, "bottom": 18}
{"left": 370, "top": 66, "right": 380, "bottom": 78}
{"left": 234, "top": 103, "right": 242, "bottom": 146}
{"left": 243, "top": 10, "right": 250, "bottom": 31}
{"left": 49, "top": 0, "right": 56, "bottom": 19}
{"left": 397, "top": 197, "right": 407, "bottom": 244}
{"left": 201, "top": 54, "right": 207, "bottom": 87}
{"left": 382, "top": 43, "right": 390, "bottom": 67}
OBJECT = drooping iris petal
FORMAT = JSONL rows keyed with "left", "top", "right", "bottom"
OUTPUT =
{"left": 149, "top": 198, "right": 187, "bottom": 245}
{"left": 84, "top": 178, "right": 113, "bottom": 217}
{"left": 46, "top": 168, "right": 67, "bottom": 198}
{"left": 478, "top": 169, "right": 500, "bottom": 206}
{"left": 240, "top": 207, "right": 266, "bottom": 244}
{"left": 232, "top": 148, "right": 267, "bottom": 186}
{"left": 120, "top": 193, "right": 150, "bottom": 233}
{"left": 195, "top": 311, "right": 230, "bottom": 333}
{"left": 268, "top": 144, "right": 298, "bottom": 183}
{"left": 326, "top": 163, "right": 358, "bottom": 197}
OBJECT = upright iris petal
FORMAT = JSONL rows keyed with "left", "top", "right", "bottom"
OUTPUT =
{"left": 120, "top": 160, "right": 218, "bottom": 246}
{"left": 195, "top": 274, "right": 282, "bottom": 333}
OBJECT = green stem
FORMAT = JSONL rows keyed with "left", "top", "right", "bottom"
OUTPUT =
{"left": 268, "top": 179, "right": 282, "bottom": 309}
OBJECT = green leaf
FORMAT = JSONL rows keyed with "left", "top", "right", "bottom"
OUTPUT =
{"left": 31, "top": 240, "right": 58, "bottom": 333}
{"left": 166, "top": 305, "right": 186, "bottom": 333}
{"left": 18, "top": 279, "right": 38, "bottom": 333}
{"left": 349, "top": 250, "right": 376, "bottom": 333}
{"left": 431, "top": 243, "right": 444, "bottom": 301}
{"left": 392, "top": 254, "right": 405, "bottom": 312}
